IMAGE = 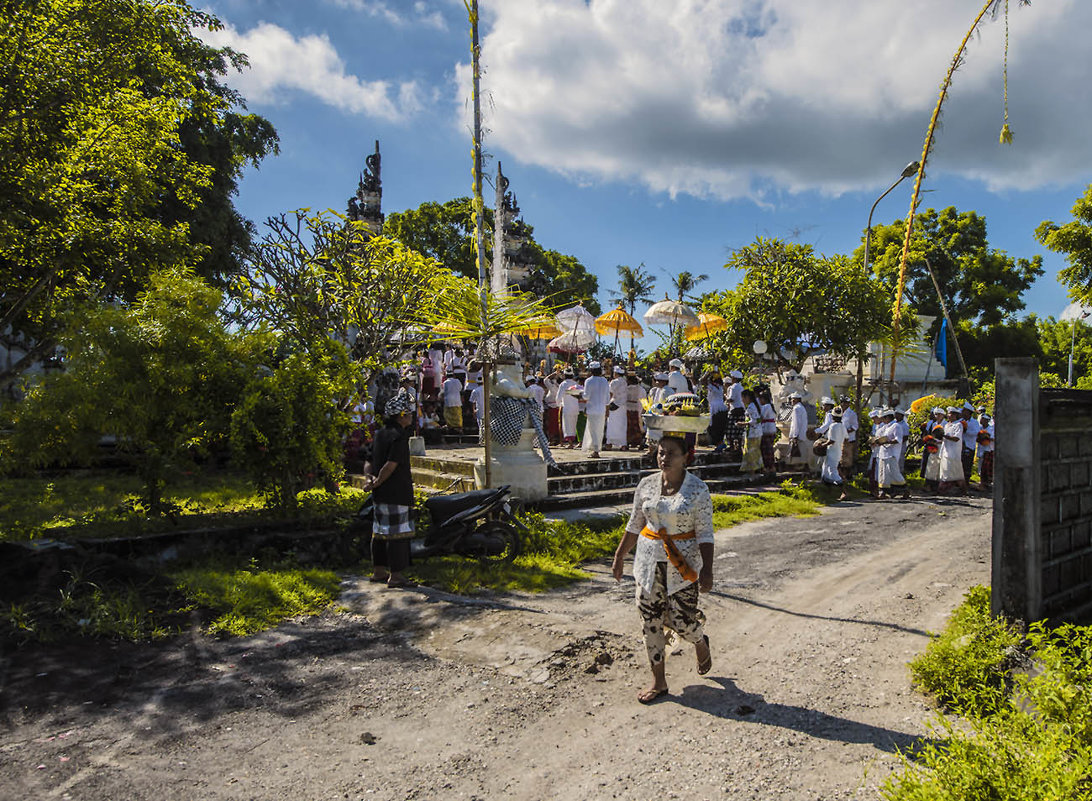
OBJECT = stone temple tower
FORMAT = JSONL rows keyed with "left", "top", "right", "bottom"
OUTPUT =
{"left": 347, "top": 140, "right": 383, "bottom": 234}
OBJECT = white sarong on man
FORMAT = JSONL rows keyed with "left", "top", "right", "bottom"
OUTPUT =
{"left": 939, "top": 420, "right": 965, "bottom": 482}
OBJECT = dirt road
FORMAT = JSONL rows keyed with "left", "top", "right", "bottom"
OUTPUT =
{"left": 1, "top": 493, "right": 991, "bottom": 800}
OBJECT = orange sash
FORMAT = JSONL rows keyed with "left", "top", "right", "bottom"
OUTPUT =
{"left": 640, "top": 526, "right": 698, "bottom": 582}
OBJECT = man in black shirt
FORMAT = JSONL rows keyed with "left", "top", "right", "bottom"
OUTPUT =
{"left": 363, "top": 389, "right": 417, "bottom": 588}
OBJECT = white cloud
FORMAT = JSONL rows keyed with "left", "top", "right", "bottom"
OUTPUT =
{"left": 1061, "top": 303, "right": 1092, "bottom": 322}
{"left": 327, "top": 0, "right": 447, "bottom": 30}
{"left": 461, "top": 0, "right": 1092, "bottom": 202}
{"left": 199, "top": 22, "right": 421, "bottom": 119}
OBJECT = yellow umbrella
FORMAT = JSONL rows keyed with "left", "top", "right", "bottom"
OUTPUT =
{"left": 519, "top": 321, "right": 563, "bottom": 340}
{"left": 685, "top": 312, "right": 727, "bottom": 342}
{"left": 594, "top": 306, "right": 644, "bottom": 338}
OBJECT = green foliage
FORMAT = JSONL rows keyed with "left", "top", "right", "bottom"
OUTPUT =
{"left": 384, "top": 197, "right": 600, "bottom": 312}
{"left": 906, "top": 394, "right": 959, "bottom": 440}
{"left": 711, "top": 485, "right": 823, "bottom": 528}
{"left": 863, "top": 206, "right": 1043, "bottom": 330}
{"left": 1036, "top": 183, "right": 1092, "bottom": 304}
{"left": 0, "top": 0, "right": 276, "bottom": 386}
{"left": 953, "top": 316, "right": 1041, "bottom": 379}
{"left": 1037, "top": 316, "right": 1092, "bottom": 386}
{"left": 609, "top": 263, "right": 657, "bottom": 317}
{"left": 0, "top": 565, "right": 187, "bottom": 643}
{"left": 235, "top": 210, "right": 453, "bottom": 385}
{"left": 172, "top": 560, "right": 341, "bottom": 637}
{"left": 8, "top": 270, "right": 261, "bottom": 510}
{"left": 908, "top": 586, "right": 1021, "bottom": 718}
{"left": 707, "top": 238, "right": 890, "bottom": 373}
{"left": 230, "top": 343, "right": 355, "bottom": 510}
{"left": 886, "top": 598, "right": 1092, "bottom": 801}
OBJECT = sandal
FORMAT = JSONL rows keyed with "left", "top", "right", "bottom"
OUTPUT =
{"left": 697, "top": 635, "right": 713, "bottom": 675}
{"left": 637, "top": 687, "right": 669, "bottom": 704}
{"left": 386, "top": 578, "right": 419, "bottom": 589}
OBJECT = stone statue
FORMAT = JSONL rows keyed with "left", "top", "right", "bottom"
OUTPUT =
{"left": 473, "top": 350, "right": 553, "bottom": 499}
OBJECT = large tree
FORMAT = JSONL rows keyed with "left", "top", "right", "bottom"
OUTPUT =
{"left": 1036, "top": 184, "right": 1092, "bottom": 304}
{"left": 706, "top": 237, "right": 891, "bottom": 374}
{"left": 859, "top": 206, "right": 1042, "bottom": 329}
{"left": 234, "top": 210, "right": 456, "bottom": 385}
{"left": 0, "top": 0, "right": 277, "bottom": 387}
{"left": 384, "top": 197, "right": 600, "bottom": 313}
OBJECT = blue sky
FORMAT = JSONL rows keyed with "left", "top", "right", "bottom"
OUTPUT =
{"left": 201, "top": 0, "right": 1092, "bottom": 336}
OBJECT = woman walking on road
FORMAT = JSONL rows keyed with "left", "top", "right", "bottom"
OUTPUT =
{"left": 612, "top": 435, "right": 715, "bottom": 704}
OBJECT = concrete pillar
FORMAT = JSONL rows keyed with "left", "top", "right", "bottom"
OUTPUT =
{"left": 992, "top": 357, "right": 1041, "bottom": 621}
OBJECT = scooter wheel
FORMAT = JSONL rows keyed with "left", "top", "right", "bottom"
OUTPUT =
{"left": 469, "top": 521, "right": 521, "bottom": 564}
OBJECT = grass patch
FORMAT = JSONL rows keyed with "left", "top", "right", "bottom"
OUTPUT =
{"left": 712, "top": 482, "right": 825, "bottom": 529}
{"left": 0, "top": 471, "right": 367, "bottom": 541}
{"left": 883, "top": 589, "right": 1092, "bottom": 801}
{"left": 172, "top": 558, "right": 342, "bottom": 637}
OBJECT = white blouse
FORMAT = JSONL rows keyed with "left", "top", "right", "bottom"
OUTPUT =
{"left": 625, "top": 471, "right": 715, "bottom": 596}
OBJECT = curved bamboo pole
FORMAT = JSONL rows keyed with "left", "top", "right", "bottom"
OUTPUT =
{"left": 889, "top": 0, "right": 997, "bottom": 386}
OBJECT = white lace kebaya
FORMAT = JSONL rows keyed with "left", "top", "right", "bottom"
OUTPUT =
{"left": 625, "top": 471, "right": 715, "bottom": 597}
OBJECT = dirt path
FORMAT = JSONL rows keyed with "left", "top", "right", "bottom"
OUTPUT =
{"left": 1, "top": 493, "right": 991, "bottom": 800}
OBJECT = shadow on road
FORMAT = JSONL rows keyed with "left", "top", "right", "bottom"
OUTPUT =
{"left": 708, "top": 591, "right": 929, "bottom": 637}
{"left": 671, "top": 676, "right": 935, "bottom": 756}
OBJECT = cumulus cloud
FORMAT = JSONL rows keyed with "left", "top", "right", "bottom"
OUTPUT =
{"left": 461, "top": 0, "right": 1092, "bottom": 201}
{"left": 200, "top": 22, "right": 421, "bottom": 119}
{"left": 326, "top": 0, "right": 447, "bottom": 30}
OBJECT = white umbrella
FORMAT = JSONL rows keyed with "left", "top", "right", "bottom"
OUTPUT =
{"left": 547, "top": 328, "right": 597, "bottom": 353}
{"left": 643, "top": 297, "right": 700, "bottom": 328}
{"left": 555, "top": 303, "right": 596, "bottom": 333}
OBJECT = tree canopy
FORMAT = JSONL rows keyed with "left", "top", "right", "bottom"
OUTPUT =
{"left": 0, "top": 0, "right": 278, "bottom": 387}
{"left": 859, "top": 206, "right": 1042, "bottom": 329}
{"left": 609, "top": 263, "right": 657, "bottom": 316}
{"left": 384, "top": 197, "right": 600, "bottom": 313}
{"left": 706, "top": 237, "right": 891, "bottom": 373}
{"left": 1036, "top": 184, "right": 1092, "bottom": 304}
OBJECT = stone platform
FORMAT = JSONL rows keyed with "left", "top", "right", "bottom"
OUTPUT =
{"left": 349, "top": 441, "right": 784, "bottom": 511}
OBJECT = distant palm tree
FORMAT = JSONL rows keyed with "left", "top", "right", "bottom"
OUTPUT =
{"left": 609, "top": 263, "right": 656, "bottom": 359}
{"left": 610, "top": 263, "right": 657, "bottom": 316}
{"left": 669, "top": 270, "right": 709, "bottom": 304}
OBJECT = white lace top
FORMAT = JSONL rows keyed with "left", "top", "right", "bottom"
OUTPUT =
{"left": 625, "top": 471, "right": 715, "bottom": 596}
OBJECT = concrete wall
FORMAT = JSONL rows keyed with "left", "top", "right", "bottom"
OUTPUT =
{"left": 993, "top": 358, "right": 1092, "bottom": 623}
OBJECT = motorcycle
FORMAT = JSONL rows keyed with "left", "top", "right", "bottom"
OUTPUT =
{"left": 355, "top": 485, "right": 525, "bottom": 563}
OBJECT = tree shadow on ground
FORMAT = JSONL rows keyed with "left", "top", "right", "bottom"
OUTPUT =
{"left": 670, "top": 676, "right": 936, "bottom": 759}
{"left": 0, "top": 613, "right": 421, "bottom": 740}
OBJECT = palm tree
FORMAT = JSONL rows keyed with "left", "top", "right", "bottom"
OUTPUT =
{"left": 669, "top": 270, "right": 709, "bottom": 304}
{"left": 610, "top": 263, "right": 657, "bottom": 316}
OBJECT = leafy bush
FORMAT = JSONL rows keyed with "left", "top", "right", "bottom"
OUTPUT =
{"left": 908, "top": 585, "right": 1021, "bottom": 718}
{"left": 230, "top": 343, "right": 354, "bottom": 510}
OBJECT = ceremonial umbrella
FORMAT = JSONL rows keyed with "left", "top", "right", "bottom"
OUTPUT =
{"left": 547, "top": 327, "right": 596, "bottom": 355}
{"left": 644, "top": 296, "right": 700, "bottom": 356}
{"left": 594, "top": 306, "right": 644, "bottom": 358}
{"left": 684, "top": 344, "right": 713, "bottom": 361}
{"left": 684, "top": 312, "right": 727, "bottom": 342}
{"left": 555, "top": 303, "right": 597, "bottom": 333}
{"left": 518, "top": 321, "right": 562, "bottom": 340}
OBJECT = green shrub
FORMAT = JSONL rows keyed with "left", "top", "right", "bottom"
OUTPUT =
{"left": 230, "top": 344, "right": 354, "bottom": 510}
{"left": 908, "top": 585, "right": 1021, "bottom": 718}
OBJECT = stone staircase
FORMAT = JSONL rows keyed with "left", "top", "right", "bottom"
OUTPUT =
{"left": 346, "top": 445, "right": 783, "bottom": 511}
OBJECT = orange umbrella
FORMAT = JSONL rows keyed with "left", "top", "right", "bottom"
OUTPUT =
{"left": 594, "top": 306, "right": 644, "bottom": 338}
{"left": 519, "top": 321, "right": 563, "bottom": 340}
{"left": 685, "top": 312, "right": 727, "bottom": 342}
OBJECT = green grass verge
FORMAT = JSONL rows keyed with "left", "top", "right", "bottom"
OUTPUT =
{"left": 0, "top": 472, "right": 366, "bottom": 541}
{"left": 884, "top": 588, "right": 1092, "bottom": 801}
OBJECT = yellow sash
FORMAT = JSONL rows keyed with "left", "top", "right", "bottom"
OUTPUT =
{"left": 640, "top": 526, "right": 698, "bottom": 583}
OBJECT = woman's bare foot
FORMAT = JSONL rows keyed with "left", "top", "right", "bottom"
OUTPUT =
{"left": 637, "top": 685, "right": 669, "bottom": 704}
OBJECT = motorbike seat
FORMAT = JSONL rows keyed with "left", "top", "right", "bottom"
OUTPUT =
{"left": 425, "top": 487, "right": 506, "bottom": 525}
